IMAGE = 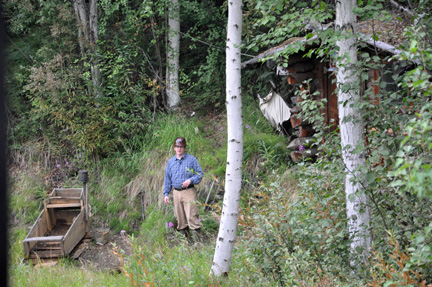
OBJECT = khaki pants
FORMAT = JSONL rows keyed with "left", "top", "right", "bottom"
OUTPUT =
{"left": 173, "top": 187, "right": 201, "bottom": 230}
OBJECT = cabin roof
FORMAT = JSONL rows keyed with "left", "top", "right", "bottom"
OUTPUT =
{"left": 242, "top": 17, "right": 408, "bottom": 68}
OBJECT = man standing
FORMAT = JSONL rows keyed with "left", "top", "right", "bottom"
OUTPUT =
{"left": 164, "top": 137, "right": 204, "bottom": 244}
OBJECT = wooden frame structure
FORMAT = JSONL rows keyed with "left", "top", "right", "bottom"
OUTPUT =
{"left": 23, "top": 186, "right": 90, "bottom": 261}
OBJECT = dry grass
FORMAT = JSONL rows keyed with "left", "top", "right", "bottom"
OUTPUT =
{"left": 124, "top": 150, "right": 170, "bottom": 210}
{"left": 358, "top": 12, "right": 411, "bottom": 46}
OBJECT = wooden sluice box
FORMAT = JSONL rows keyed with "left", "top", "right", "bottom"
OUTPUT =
{"left": 24, "top": 172, "right": 91, "bottom": 261}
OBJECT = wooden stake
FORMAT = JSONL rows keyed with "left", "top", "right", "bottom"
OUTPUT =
{"left": 140, "top": 191, "right": 145, "bottom": 221}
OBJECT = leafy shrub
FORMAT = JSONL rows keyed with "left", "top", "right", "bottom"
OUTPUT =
{"left": 244, "top": 169, "right": 354, "bottom": 286}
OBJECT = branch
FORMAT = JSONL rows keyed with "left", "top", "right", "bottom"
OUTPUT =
{"left": 241, "top": 35, "right": 318, "bottom": 68}
{"left": 6, "top": 34, "right": 33, "bottom": 64}
{"left": 389, "top": 0, "right": 414, "bottom": 17}
{"left": 179, "top": 31, "right": 254, "bottom": 58}
{"left": 358, "top": 33, "right": 402, "bottom": 55}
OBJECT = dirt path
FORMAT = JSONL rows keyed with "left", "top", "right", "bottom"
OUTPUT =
{"left": 72, "top": 232, "right": 131, "bottom": 272}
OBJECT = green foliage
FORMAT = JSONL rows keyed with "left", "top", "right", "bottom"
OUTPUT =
{"left": 9, "top": 170, "right": 48, "bottom": 225}
{"left": 145, "top": 113, "right": 209, "bottom": 152}
{"left": 390, "top": 105, "right": 432, "bottom": 198}
{"left": 113, "top": 221, "right": 266, "bottom": 286}
{"left": 243, "top": 0, "right": 334, "bottom": 55}
{"left": 6, "top": 0, "right": 432, "bottom": 285}
{"left": 180, "top": 0, "right": 227, "bottom": 110}
{"left": 387, "top": 76, "right": 432, "bottom": 280}
{"left": 242, "top": 98, "right": 290, "bottom": 163}
{"left": 5, "top": 0, "right": 229, "bottom": 158}
{"left": 9, "top": 228, "right": 28, "bottom": 266}
{"left": 3, "top": 0, "right": 37, "bottom": 34}
{"left": 140, "top": 204, "right": 171, "bottom": 244}
{"left": 240, "top": 1, "right": 432, "bottom": 284}
{"left": 244, "top": 170, "right": 355, "bottom": 285}
{"left": 90, "top": 153, "right": 147, "bottom": 233}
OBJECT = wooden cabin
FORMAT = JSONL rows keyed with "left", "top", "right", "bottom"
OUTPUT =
{"left": 242, "top": 25, "right": 408, "bottom": 162}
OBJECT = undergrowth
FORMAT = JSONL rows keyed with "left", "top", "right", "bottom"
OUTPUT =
{"left": 9, "top": 103, "right": 289, "bottom": 286}
{"left": 9, "top": 89, "right": 432, "bottom": 286}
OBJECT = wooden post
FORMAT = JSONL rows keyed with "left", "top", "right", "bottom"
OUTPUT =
{"left": 44, "top": 200, "right": 52, "bottom": 232}
{"left": 204, "top": 180, "right": 215, "bottom": 211}
{"left": 78, "top": 170, "right": 89, "bottom": 222}
{"left": 140, "top": 191, "right": 145, "bottom": 221}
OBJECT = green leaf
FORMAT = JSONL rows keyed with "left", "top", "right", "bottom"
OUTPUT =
{"left": 410, "top": 40, "right": 418, "bottom": 53}
{"left": 366, "top": 172, "right": 375, "bottom": 184}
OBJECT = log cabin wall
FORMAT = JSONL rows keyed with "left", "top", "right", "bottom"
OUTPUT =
{"left": 286, "top": 57, "right": 388, "bottom": 162}
{"left": 285, "top": 49, "right": 398, "bottom": 162}
{"left": 283, "top": 53, "right": 325, "bottom": 162}
{"left": 244, "top": 38, "right": 402, "bottom": 163}
{"left": 320, "top": 61, "right": 339, "bottom": 131}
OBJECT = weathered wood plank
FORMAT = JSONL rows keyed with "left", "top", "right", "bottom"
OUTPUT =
{"left": 29, "top": 250, "right": 63, "bottom": 259}
{"left": 52, "top": 188, "right": 82, "bottom": 198}
{"left": 34, "top": 245, "right": 62, "bottom": 250}
{"left": 24, "top": 236, "right": 64, "bottom": 243}
{"left": 24, "top": 210, "right": 48, "bottom": 256}
{"left": 50, "top": 196, "right": 81, "bottom": 200}
{"left": 54, "top": 210, "right": 80, "bottom": 225}
{"left": 63, "top": 211, "right": 86, "bottom": 255}
{"left": 46, "top": 203, "right": 82, "bottom": 209}
{"left": 49, "top": 198, "right": 82, "bottom": 205}
{"left": 44, "top": 201, "right": 52, "bottom": 232}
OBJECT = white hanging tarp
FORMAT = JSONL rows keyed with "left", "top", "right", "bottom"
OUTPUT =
{"left": 258, "top": 90, "right": 291, "bottom": 132}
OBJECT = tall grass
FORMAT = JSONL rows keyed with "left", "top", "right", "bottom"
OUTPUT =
{"left": 115, "top": 205, "right": 275, "bottom": 287}
{"left": 10, "top": 261, "right": 129, "bottom": 286}
{"left": 9, "top": 105, "right": 288, "bottom": 286}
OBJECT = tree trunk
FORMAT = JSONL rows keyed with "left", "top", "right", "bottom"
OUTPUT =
{"left": 89, "top": 0, "right": 101, "bottom": 97}
{"left": 166, "top": 0, "right": 180, "bottom": 110}
{"left": 151, "top": 15, "right": 165, "bottom": 109}
{"left": 73, "top": 0, "right": 101, "bottom": 98}
{"left": 335, "top": 0, "right": 371, "bottom": 266}
{"left": 73, "top": 1, "right": 85, "bottom": 58}
{"left": 210, "top": 0, "right": 243, "bottom": 277}
{"left": 74, "top": 0, "right": 89, "bottom": 57}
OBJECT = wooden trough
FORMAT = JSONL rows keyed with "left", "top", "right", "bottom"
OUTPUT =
{"left": 24, "top": 171, "right": 90, "bottom": 261}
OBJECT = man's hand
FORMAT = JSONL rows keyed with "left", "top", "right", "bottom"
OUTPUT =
{"left": 164, "top": 196, "right": 170, "bottom": 205}
{"left": 182, "top": 179, "right": 192, "bottom": 188}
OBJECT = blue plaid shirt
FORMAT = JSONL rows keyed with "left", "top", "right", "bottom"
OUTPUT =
{"left": 163, "top": 153, "right": 204, "bottom": 197}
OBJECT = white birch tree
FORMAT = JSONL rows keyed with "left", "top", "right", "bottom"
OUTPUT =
{"left": 166, "top": 0, "right": 180, "bottom": 110}
{"left": 210, "top": 0, "right": 243, "bottom": 277}
{"left": 335, "top": 0, "right": 371, "bottom": 266}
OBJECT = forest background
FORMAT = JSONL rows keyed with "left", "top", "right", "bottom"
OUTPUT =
{"left": 3, "top": 0, "right": 432, "bottom": 286}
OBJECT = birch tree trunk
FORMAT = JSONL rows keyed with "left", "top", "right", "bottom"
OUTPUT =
{"left": 210, "top": 0, "right": 243, "bottom": 277}
{"left": 335, "top": 0, "right": 371, "bottom": 266}
{"left": 73, "top": 0, "right": 101, "bottom": 98}
{"left": 166, "top": 0, "right": 180, "bottom": 110}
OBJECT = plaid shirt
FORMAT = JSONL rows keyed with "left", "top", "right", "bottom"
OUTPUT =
{"left": 163, "top": 153, "right": 204, "bottom": 197}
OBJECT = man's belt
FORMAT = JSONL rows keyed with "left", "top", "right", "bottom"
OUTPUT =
{"left": 174, "top": 184, "right": 194, "bottom": 191}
